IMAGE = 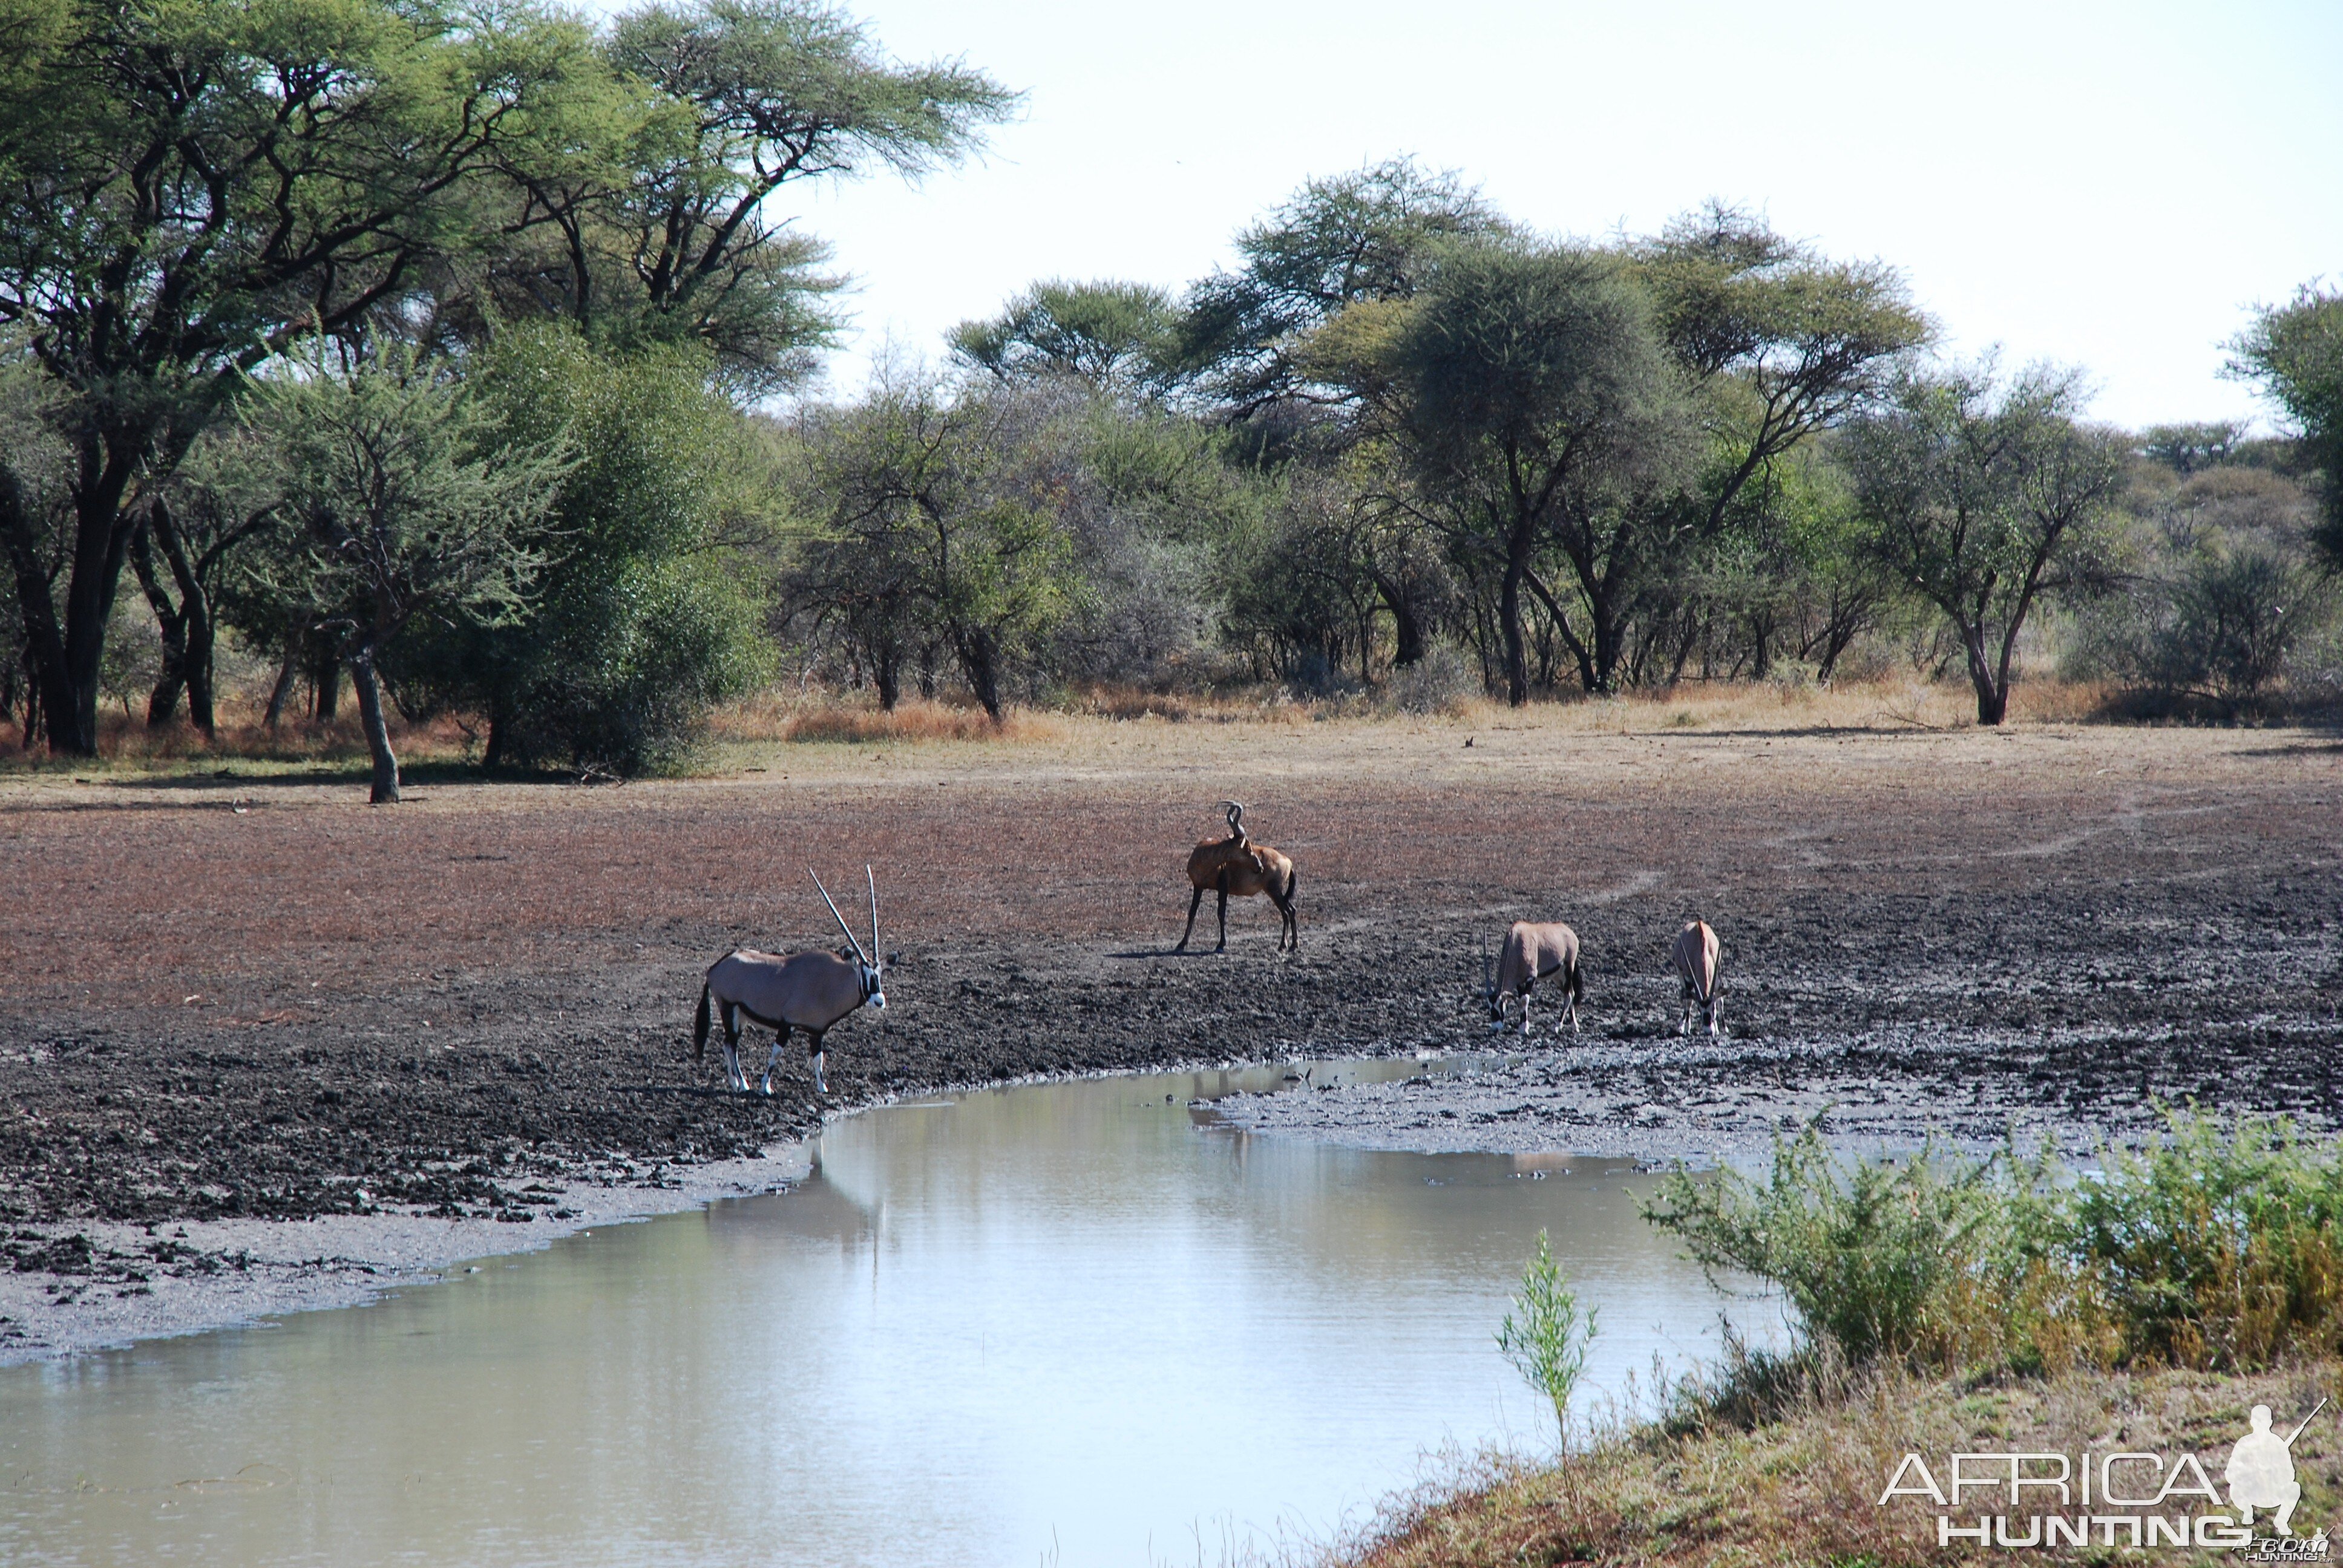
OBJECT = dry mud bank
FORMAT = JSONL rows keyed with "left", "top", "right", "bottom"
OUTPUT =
{"left": 2, "top": 713, "right": 2338, "bottom": 1357}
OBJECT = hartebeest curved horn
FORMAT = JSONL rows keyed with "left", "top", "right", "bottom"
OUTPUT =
{"left": 810, "top": 867, "right": 870, "bottom": 965}
{"left": 865, "top": 864, "right": 881, "bottom": 975}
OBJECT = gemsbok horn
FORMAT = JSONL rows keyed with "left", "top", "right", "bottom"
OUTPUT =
{"left": 1483, "top": 921, "right": 1584, "bottom": 1036}
{"left": 1671, "top": 919, "right": 1722, "bottom": 1037}
{"left": 1175, "top": 800, "right": 1298, "bottom": 953}
{"left": 694, "top": 867, "right": 886, "bottom": 1096}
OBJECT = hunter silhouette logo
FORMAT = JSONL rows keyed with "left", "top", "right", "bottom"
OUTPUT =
{"left": 1878, "top": 1401, "right": 2330, "bottom": 1552}
{"left": 2229, "top": 1401, "right": 2321, "bottom": 1539}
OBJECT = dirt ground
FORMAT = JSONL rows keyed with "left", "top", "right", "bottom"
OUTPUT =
{"left": 3, "top": 702, "right": 2340, "bottom": 1321}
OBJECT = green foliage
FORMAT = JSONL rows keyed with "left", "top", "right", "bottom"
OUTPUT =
{"left": 249, "top": 343, "right": 563, "bottom": 798}
{"left": 2230, "top": 284, "right": 2343, "bottom": 563}
{"left": 2141, "top": 420, "right": 2246, "bottom": 475}
{"left": 951, "top": 280, "right": 1183, "bottom": 399}
{"left": 436, "top": 328, "right": 772, "bottom": 773}
{"left": 2066, "top": 464, "right": 2335, "bottom": 716}
{"left": 1309, "top": 237, "right": 1689, "bottom": 702}
{"left": 787, "top": 373, "right": 1082, "bottom": 717}
{"left": 1645, "top": 1131, "right": 2040, "bottom": 1370}
{"left": 1842, "top": 363, "right": 2127, "bottom": 722}
{"left": 2068, "top": 1117, "right": 2343, "bottom": 1369}
{"left": 576, "top": 0, "right": 1015, "bottom": 394}
{"left": 1178, "top": 157, "right": 1507, "bottom": 416}
{"left": 1496, "top": 1230, "right": 1598, "bottom": 1444}
{"left": 252, "top": 347, "right": 559, "bottom": 647}
{"left": 1646, "top": 1113, "right": 2343, "bottom": 1379}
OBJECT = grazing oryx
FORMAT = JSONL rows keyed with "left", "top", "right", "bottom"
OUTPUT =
{"left": 695, "top": 867, "right": 886, "bottom": 1096}
{"left": 1671, "top": 919, "right": 1722, "bottom": 1037}
{"left": 1484, "top": 922, "right": 1584, "bottom": 1036}
{"left": 1176, "top": 800, "right": 1299, "bottom": 953}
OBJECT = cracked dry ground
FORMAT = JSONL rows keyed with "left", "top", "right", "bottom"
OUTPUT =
{"left": 1, "top": 717, "right": 2338, "bottom": 1253}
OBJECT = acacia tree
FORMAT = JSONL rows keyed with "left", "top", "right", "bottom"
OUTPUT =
{"left": 1309, "top": 239, "right": 1689, "bottom": 704}
{"left": 255, "top": 351, "right": 560, "bottom": 802}
{"left": 949, "top": 279, "right": 1182, "bottom": 399}
{"left": 2229, "top": 284, "right": 2343, "bottom": 564}
{"left": 1179, "top": 157, "right": 1506, "bottom": 417}
{"left": 0, "top": 0, "right": 597, "bottom": 754}
{"left": 790, "top": 374, "right": 1076, "bottom": 719}
{"left": 0, "top": 0, "right": 1011, "bottom": 754}
{"left": 1842, "top": 364, "right": 2126, "bottom": 724}
{"left": 482, "top": 0, "right": 1013, "bottom": 396}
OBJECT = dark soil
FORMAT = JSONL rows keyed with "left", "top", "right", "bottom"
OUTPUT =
{"left": 3, "top": 720, "right": 2339, "bottom": 1240}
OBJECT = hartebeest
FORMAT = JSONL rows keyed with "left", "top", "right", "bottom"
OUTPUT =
{"left": 1175, "top": 801, "right": 1299, "bottom": 953}
{"left": 1484, "top": 922, "right": 1584, "bottom": 1036}
{"left": 695, "top": 867, "right": 886, "bottom": 1096}
{"left": 1671, "top": 919, "right": 1722, "bottom": 1037}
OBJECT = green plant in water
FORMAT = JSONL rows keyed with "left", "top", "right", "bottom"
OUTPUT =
{"left": 1496, "top": 1230, "right": 1597, "bottom": 1443}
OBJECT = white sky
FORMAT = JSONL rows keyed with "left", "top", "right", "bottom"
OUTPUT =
{"left": 655, "top": 0, "right": 2342, "bottom": 429}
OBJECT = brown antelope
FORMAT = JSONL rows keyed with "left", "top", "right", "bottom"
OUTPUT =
{"left": 1175, "top": 801, "right": 1299, "bottom": 953}
{"left": 1483, "top": 922, "right": 1584, "bottom": 1036}
{"left": 1671, "top": 919, "right": 1722, "bottom": 1037}
{"left": 695, "top": 867, "right": 886, "bottom": 1096}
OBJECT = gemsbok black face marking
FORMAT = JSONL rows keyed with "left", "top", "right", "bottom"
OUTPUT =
{"left": 1671, "top": 919, "right": 1721, "bottom": 1037}
{"left": 1175, "top": 801, "right": 1299, "bottom": 954}
{"left": 693, "top": 867, "right": 886, "bottom": 1097}
{"left": 1484, "top": 921, "right": 1584, "bottom": 1037}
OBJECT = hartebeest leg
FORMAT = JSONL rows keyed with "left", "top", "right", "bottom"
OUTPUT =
{"left": 761, "top": 1023, "right": 789, "bottom": 1096}
{"left": 1214, "top": 882, "right": 1230, "bottom": 953}
{"left": 1271, "top": 888, "right": 1297, "bottom": 952}
{"left": 808, "top": 1030, "right": 828, "bottom": 1096}
{"left": 1176, "top": 885, "right": 1205, "bottom": 952}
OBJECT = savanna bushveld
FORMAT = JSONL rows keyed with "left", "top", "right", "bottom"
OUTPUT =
{"left": 2, "top": 0, "right": 2341, "bottom": 1562}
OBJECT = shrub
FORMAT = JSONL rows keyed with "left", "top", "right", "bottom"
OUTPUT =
{"left": 1644, "top": 1113, "right": 2343, "bottom": 1381}
{"left": 1388, "top": 643, "right": 1480, "bottom": 714}
{"left": 1496, "top": 1231, "right": 1598, "bottom": 1445}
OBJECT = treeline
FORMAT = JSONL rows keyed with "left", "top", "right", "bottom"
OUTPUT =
{"left": 4, "top": 2, "right": 2339, "bottom": 792}
{"left": 784, "top": 165, "right": 2342, "bottom": 728}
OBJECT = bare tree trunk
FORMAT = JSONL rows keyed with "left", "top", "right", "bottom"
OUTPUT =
{"left": 130, "top": 521, "right": 189, "bottom": 727}
{"left": 1961, "top": 622, "right": 2007, "bottom": 725}
{"left": 311, "top": 641, "right": 341, "bottom": 721}
{"left": 347, "top": 643, "right": 401, "bottom": 803}
{"left": 1374, "top": 572, "right": 1426, "bottom": 669}
{"left": 1499, "top": 547, "right": 1530, "bottom": 708}
{"left": 956, "top": 628, "right": 1004, "bottom": 721}
{"left": 1, "top": 463, "right": 76, "bottom": 753}
{"left": 263, "top": 622, "right": 301, "bottom": 731}
{"left": 149, "top": 501, "right": 215, "bottom": 736}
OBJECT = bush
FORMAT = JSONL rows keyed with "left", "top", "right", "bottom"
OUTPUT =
{"left": 1389, "top": 643, "right": 1480, "bottom": 714}
{"left": 1496, "top": 1230, "right": 1598, "bottom": 1445}
{"left": 1644, "top": 1112, "right": 2343, "bottom": 1379}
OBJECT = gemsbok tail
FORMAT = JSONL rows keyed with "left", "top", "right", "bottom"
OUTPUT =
{"left": 693, "top": 981, "right": 712, "bottom": 1062}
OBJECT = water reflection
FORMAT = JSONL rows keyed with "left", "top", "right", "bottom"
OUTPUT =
{"left": 0, "top": 1060, "right": 1771, "bottom": 1567}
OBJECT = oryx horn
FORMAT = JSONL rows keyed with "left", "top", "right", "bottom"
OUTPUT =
{"left": 810, "top": 867, "right": 871, "bottom": 965}
{"left": 865, "top": 864, "right": 881, "bottom": 972}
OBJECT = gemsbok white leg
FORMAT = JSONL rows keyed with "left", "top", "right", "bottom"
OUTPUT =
{"left": 760, "top": 1028, "right": 786, "bottom": 1096}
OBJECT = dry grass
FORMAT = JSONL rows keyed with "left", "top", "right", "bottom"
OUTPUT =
{"left": 4, "top": 678, "right": 2148, "bottom": 777}
{"left": 0, "top": 703, "right": 480, "bottom": 773}
{"left": 1337, "top": 1359, "right": 2343, "bottom": 1567}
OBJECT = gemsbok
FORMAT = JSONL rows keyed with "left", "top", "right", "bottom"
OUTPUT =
{"left": 695, "top": 867, "right": 886, "bottom": 1096}
{"left": 1671, "top": 919, "right": 1722, "bottom": 1037}
{"left": 1175, "top": 801, "right": 1299, "bottom": 953}
{"left": 1483, "top": 922, "right": 1584, "bottom": 1036}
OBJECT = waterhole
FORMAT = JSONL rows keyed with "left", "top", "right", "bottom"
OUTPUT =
{"left": 1, "top": 1059, "right": 1765, "bottom": 1566}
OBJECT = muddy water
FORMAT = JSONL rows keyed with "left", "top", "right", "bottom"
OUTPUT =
{"left": 0, "top": 1060, "right": 1766, "bottom": 1567}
